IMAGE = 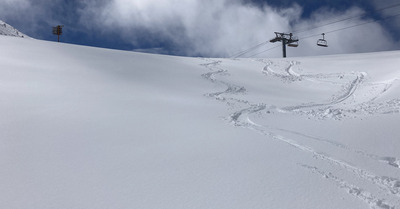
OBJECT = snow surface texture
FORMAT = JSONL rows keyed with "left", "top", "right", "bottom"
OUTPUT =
{"left": 0, "top": 20, "right": 30, "bottom": 38}
{"left": 1, "top": 35, "right": 400, "bottom": 208}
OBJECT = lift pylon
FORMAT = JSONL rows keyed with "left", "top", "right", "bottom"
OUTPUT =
{"left": 270, "top": 32, "right": 299, "bottom": 58}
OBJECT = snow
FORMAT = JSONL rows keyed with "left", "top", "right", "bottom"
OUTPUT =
{"left": 1, "top": 34, "right": 400, "bottom": 209}
{"left": 0, "top": 20, "right": 30, "bottom": 38}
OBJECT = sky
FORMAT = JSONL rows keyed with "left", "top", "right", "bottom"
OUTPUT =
{"left": 0, "top": 0, "right": 399, "bottom": 58}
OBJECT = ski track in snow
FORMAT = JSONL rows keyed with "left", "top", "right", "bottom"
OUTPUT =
{"left": 301, "top": 164, "right": 396, "bottom": 209}
{"left": 257, "top": 59, "right": 400, "bottom": 169}
{"left": 275, "top": 127, "right": 400, "bottom": 169}
{"left": 260, "top": 59, "right": 400, "bottom": 120}
{"left": 201, "top": 59, "right": 248, "bottom": 106}
{"left": 283, "top": 72, "right": 365, "bottom": 111}
{"left": 200, "top": 58, "right": 400, "bottom": 208}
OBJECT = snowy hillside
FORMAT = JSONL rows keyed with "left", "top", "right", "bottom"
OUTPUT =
{"left": 1, "top": 35, "right": 400, "bottom": 209}
{"left": 0, "top": 20, "right": 30, "bottom": 38}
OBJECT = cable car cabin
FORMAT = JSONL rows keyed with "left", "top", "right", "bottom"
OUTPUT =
{"left": 288, "top": 41, "right": 298, "bottom": 47}
{"left": 317, "top": 33, "right": 328, "bottom": 47}
{"left": 317, "top": 39, "right": 328, "bottom": 47}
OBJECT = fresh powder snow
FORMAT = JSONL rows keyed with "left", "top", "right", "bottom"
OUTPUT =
{"left": 1, "top": 22, "right": 400, "bottom": 209}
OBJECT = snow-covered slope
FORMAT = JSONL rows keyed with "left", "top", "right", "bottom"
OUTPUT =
{"left": 0, "top": 20, "right": 30, "bottom": 38}
{"left": 1, "top": 35, "right": 400, "bottom": 209}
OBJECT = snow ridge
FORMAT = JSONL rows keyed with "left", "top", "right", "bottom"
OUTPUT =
{"left": 0, "top": 20, "right": 30, "bottom": 38}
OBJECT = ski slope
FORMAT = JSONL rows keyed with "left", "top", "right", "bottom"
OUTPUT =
{"left": 1, "top": 34, "right": 400, "bottom": 209}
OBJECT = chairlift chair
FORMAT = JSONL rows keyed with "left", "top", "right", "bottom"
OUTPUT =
{"left": 288, "top": 41, "right": 299, "bottom": 47}
{"left": 287, "top": 34, "right": 299, "bottom": 47}
{"left": 317, "top": 33, "right": 328, "bottom": 47}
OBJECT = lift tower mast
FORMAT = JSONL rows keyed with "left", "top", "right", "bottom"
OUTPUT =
{"left": 269, "top": 32, "right": 298, "bottom": 58}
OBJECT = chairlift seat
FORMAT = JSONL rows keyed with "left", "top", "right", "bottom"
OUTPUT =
{"left": 288, "top": 42, "right": 298, "bottom": 47}
{"left": 317, "top": 39, "right": 328, "bottom": 47}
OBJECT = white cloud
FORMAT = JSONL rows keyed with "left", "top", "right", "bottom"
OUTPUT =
{"left": 370, "top": 0, "right": 400, "bottom": 36}
{"left": 1, "top": 0, "right": 396, "bottom": 57}
{"left": 0, "top": 0, "right": 63, "bottom": 38}
{"left": 283, "top": 7, "right": 395, "bottom": 57}
{"left": 79, "top": 0, "right": 301, "bottom": 57}
{"left": 0, "top": 0, "right": 30, "bottom": 11}
{"left": 77, "top": 0, "right": 396, "bottom": 57}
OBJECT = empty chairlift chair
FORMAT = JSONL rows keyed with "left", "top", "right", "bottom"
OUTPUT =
{"left": 317, "top": 33, "right": 328, "bottom": 47}
{"left": 288, "top": 40, "right": 299, "bottom": 47}
{"left": 287, "top": 33, "right": 299, "bottom": 47}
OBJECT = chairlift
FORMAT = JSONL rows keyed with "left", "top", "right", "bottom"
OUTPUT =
{"left": 287, "top": 34, "right": 299, "bottom": 47}
{"left": 317, "top": 33, "right": 328, "bottom": 47}
{"left": 288, "top": 41, "right": 299, "bottom": 47}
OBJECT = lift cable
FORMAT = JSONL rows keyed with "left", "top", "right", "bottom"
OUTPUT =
{"left": 229, "top": 41, "right": 269, "bottom": 58}
{"left": 298, "top": 11, "right": 400, "bottom": 40}
{"left": 229, "top": 3, "right": 400, "bottom": 58}
{"left": 245, "top": 45, "right": 281, "bottom": 58}
{"left": 292, "top": 2, "right": 400, "bottom": 34}
{"left": 249, "top": 11, "right": 400, "bottom": 57}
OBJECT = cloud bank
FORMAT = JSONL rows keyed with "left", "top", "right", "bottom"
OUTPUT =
{"left": 78, "top": 0, "right": 398, "bottom": 57}
{"left": 0, "top": 0, "right": 398, "bottom": 57}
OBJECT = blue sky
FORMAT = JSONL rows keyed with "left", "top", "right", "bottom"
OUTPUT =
{"left": 1, "top": 0, "right": 399, "bottom": 57}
